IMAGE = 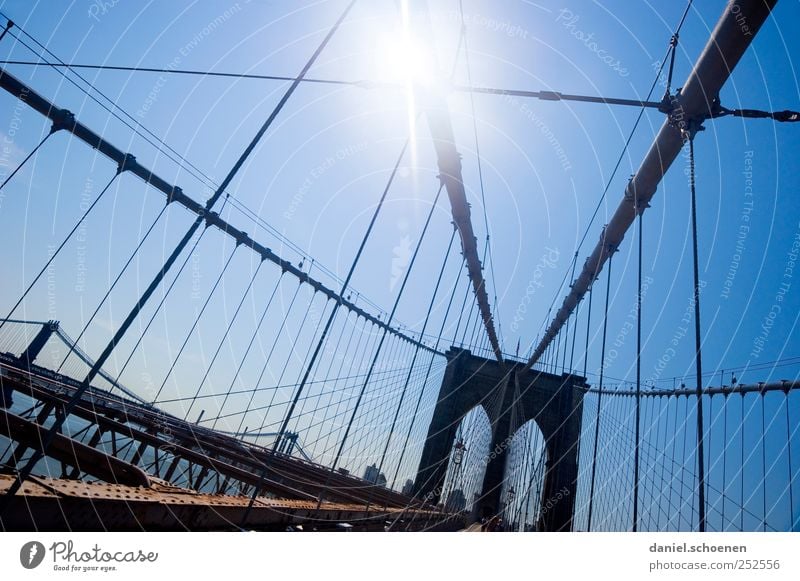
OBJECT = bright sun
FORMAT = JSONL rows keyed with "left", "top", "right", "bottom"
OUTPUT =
{"left": 370, "top": 2, "right": 440, "bottom": 171}
{"left": 373, "top": 0, "right": 435, "bottom": 86}
{"left": 374, "top": 33, "right": 434, "bottom": 85}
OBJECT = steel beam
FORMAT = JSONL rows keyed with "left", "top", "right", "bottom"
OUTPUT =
{"left": 0, "top": 408, "right": 150, "bottom": 487}
{"left": 0, "top": 474, "right": 459, "bottom": 532}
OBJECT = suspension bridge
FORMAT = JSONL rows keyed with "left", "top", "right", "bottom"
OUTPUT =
{"left": 0, "top": 0, "right": 798, "bottom": 532}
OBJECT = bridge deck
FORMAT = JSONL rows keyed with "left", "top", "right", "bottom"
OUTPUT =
{"left": 0, "top": 474, "right": 462, "bottom": 531}
{"left": 1, "top": 360, "right": 459, "bottom": 530}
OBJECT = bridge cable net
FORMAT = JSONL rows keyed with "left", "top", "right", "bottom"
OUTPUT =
{"left": 0, "top": 0, "right": 797, "bottom": 531}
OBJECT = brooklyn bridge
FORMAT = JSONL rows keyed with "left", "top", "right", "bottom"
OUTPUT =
{"left": 0, "top": 0, "right": 798, "bottom": 532}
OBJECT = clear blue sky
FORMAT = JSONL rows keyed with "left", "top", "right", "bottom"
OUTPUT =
{"left": 0, "top": 0, "right": 798, "bottom": 527}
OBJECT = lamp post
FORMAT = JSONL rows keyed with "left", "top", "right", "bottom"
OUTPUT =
{"left": 452, "top": 438, "right": 466, "bottom": 465}
{"left": 506, "top": 486, "right": 516, "bottom": 531}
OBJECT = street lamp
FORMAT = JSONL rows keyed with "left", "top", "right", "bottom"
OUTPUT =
{"left": 452, "top": 438, "right": 466, "bottom": 465}
{"left": 502, "top": 486, "right": 517, "bottom": 532}
{"left": 506, "top": 485, "right": 516, "bottom": 505}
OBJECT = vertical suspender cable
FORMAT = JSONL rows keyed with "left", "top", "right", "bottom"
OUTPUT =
{"left": 741, "top": 391, "right": 745, "bottom": 530}
{"left": 668, "top": 394, "right": 679, "bottom": 529}
{"left": 461, "top": 295, "right": 478, "bottom": 347}
{"left": 785, "top": 387, "right": 795, "bottom": 530}
{"left": 452, "top": 275, "right": 472, "bottom": 345}
{"left": 587, "top": 251, "right": 613, "bottom": 531}
{"left": 569, "top": 299, "right": 580, "bottom": 372}
{"left": 708, "top": 395, "right": 714, "bottom": 529}
{"left": 573, "top": 285, "right": 593, "bottom": 528}
{"left": 583, "top": 288, "right": 594, "bottom": 380}
{"left": 555, "top": 333, "right": 563, "bottom": 373}
{"left": 657, "top": 394, "right": 672, "bottom": 528}
{"left": 678, "top": 394, "right": 689, "bottom": 529}
{"left": 722, "top": 392, "right": 728, "bottom": 529}
{"left": 687, "top": 131, "right": 706, "bottom": 532}
{"left": 562, "top": 253, "right": 578, "bottom": 373}
{"left": 761, "top": 388, "right": 767, "bottom": 531}
{"left": 634, "top": 212, "right": 643, "bottom": 532}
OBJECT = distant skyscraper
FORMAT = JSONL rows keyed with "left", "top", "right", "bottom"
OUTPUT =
{"left": 401, "top": 479, "right": 414, "bottom": 496}
{"left": 363, "top": 463, "right": 387, "bottom": 486}
{"left": 445, "top": 488, "right": 466, "bottom": 513}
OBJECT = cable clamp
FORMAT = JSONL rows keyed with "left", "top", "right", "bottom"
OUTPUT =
{"left": 50, "top": 108, "right": 75, "bottom": 133}
{"left": 166, "top": 186, "right": 183, "bottom": 205}
{"left": 118, "top": 153, "right": 137, "bottom": 173}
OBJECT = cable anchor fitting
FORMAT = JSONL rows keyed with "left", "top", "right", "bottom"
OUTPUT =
{"left": 50, "top": 108, "right": 75, "bottom": 133}
{"left": 117, "top": 153, "right": 137, "bottom": 174}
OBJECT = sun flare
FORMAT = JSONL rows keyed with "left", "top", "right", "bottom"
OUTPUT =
{"left": 374, "top": 33, "right": 434, "bottom": 86}
{"left": 370, "top": 3, "right": 439, "bottom": 172}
